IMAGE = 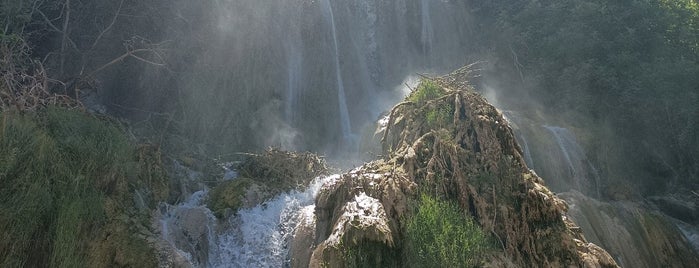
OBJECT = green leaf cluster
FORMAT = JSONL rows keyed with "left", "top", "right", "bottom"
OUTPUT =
{"left": 404, "top": 194, "right": 493, "bottom": 268}
{"left": 408, "top": 80, "right": 445, "bottom": 104}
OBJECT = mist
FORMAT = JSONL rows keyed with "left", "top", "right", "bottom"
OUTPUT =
{"left": 3, "top": 0, "right": 699, "bottom": 266}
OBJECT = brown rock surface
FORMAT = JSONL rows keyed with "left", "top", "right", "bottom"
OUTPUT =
{"left": 297, "top": 67, "right": 619, "bottom": 267}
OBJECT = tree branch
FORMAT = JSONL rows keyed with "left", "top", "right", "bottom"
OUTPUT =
{"left": 90, "top": 0, "right": 124, "bottom": 50}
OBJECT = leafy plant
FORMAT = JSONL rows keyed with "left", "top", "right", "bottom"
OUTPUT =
{"left": 404, "top": 194, "right": 493, "bottom": 268}
{"left": 408, "top": 80, "right": 444, "bottom": 104}
{"left": 425, "top": 103, "right": 454, "bottom": 129}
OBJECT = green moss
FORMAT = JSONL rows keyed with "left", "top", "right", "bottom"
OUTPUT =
{"left": 207, "top": 178, "right": 256, "bottom": 218}
{"left": 0, "top": 108, "right": 166, "bottom": 267}
{"left": 404, "top": 194, "right": 493, "bottom": 268}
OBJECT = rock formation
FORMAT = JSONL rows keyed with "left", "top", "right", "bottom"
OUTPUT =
{"left": 295, "top": 67, "right": 619, "bottom": 267}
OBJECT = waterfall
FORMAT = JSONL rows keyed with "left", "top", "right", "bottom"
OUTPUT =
{"left": 502, "top": 110, "right": 535, "bottom": 168}
{"left": 160, "top": 190, "right": 219, "bottom": 266}
{"left": 320, "top": 0, "right": 353, "bottom": 144}
{"left": 285, "top": 47, "right": 302, "bottom": 125}
{"left": 544, "top": 126, "right": 578, "bottom": 178}
{"left": 543, "top": 126, "right": 601, "bottom": 198}
{"left": 518, "top": 133, "right": 535, "bottom": 168}
{"left": 160, "top": 175, "right": 339, "bottom": 268}
{"left": 420, "top": 0, "right": 434, "bottom": 57}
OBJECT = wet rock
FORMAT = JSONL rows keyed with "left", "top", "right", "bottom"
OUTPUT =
{"left": 290, "top": 206, "right": 316, "bottom": 268}
{"left": 207, "top": 148, "right": 329, "bottom": 218}
{"left": 560, "top": 190, "right": 699, "bottom": 268}
{"left": 650, "top": 195, "right": 698, "bottom": 223}
{"left": 159, "top": 205, "right": 215, "bottom": 267}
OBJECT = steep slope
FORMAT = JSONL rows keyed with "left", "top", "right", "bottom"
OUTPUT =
{"left": 0, "top": 108, "right": 169, "bottom": 267}
{"left": 294, "top": 67, "right": 618, "bottom": 267}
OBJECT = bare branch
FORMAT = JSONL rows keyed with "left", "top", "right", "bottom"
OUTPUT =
{"left": 90, "top": 0, "right": 124, "bottom": 50}
{"left": 87, "top": 48, "right": 165, "bottom": 78}
{"left": 130, "top": 53, "right": 166, "bottom": 67}
{"left": 36, "top": 7, "right": 78, "bottom": 51}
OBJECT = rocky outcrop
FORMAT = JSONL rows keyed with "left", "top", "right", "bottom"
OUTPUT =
{"left": 207, "top": 148, "right": 329, "bottom": 217}
{"left": 308, "top": 163, "right": 414, "bottom": 267}
{"left": 296, "top": 68, "right": 619, "bottom": 267}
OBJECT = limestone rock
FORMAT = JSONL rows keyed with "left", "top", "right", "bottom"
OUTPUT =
{"left": 298, "top": 70, "right": 619, "bottom": 267}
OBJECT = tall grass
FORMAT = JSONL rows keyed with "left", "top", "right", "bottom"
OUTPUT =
{"left": 404, "top": 194, "right": 493, "bottom": 268}
{"left": 0, "top": 107, "right": 161, "bottom": 267}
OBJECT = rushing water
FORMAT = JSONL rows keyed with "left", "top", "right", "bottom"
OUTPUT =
{"left": 160, "top": 174, "right": 339, "bottom": 268}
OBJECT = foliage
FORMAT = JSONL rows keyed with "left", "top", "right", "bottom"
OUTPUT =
{"left": 404, "top": 194, "right": 493, "bottom": 268}
{"left": 207, "top": 178, "right": 254, "bottom": 218}
{"left": 470, "top": 0, "right": 699, "bottom": 193}
{"left": 0, "top": 107, "right": 163, "bottom": 267}
{"left": 425, "top": 103, "right": 454, "bottom": 129}
{"left": 344, "top": 241, "right": 400, "bottom": 268}
{"left": 408, "top": 80, "right": 445, "bottom": 104}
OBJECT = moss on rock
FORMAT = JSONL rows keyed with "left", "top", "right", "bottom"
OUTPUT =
{"left": 207, "top": 148, "right": 328, "bottom": 218}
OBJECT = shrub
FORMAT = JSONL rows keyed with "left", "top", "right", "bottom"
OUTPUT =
{"left": 404, "top": 194, "right": 493, "bottom": 268}
{"left": 408, "top": 80, "right": 444, "bottom": 104}
{"left": 426, "top": 103, "right": 454, "bottom": 129}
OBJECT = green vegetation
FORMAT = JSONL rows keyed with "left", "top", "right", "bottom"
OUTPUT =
{"left": 408, "top": 80, "right": 454, "bottom": 129}
{"left": 404, "top": 194, "right": 493, "bottom": 268}
{"left": 207, "top": 178, "right": 255, "bottom": 218}
{"left": 470, "top": 0, "right": 699, "bottom": 193}
{"left": 408, "top": 80, "right": 445, "bottom": 104}
{"left": 425, "top": 103, "right": 454, "bottom": 129}
{"left": 344, "top": 241, "right": 400, "bottom": 268}
{"left": 0, "top": 107, "right": 165, "bottom": 267}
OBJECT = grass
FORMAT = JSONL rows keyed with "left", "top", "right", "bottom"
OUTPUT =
{"left": 0, "top": 107, "right": 164, "bottom": 267}
{"left": 404, "top": 194, "right": 493, "bottom": 268}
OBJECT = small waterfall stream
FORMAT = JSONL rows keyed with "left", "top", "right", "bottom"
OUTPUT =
{"left": 543, "top": 125, "right": 601, "bottom": 198}
{"left": 285, "top": 46, "right": 302, "bottom": 126}
{"left": 320, "top": 0, "right": 353, "bottom": 145}
{"left": 160, "top": 174, "right": 339, "bottom": 267}
{"left": 420, "top": 0, "right": 434, "bottom": 57}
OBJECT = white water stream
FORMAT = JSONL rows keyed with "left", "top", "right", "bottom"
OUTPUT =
{"left": 320, "top": 0, "right": 353, "bottom": 145}
{"left": 160, "top": 174, "right": 339, "bottom": 268}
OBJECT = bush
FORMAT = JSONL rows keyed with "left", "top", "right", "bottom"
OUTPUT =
{"left": 408, "top": 80, "right": 445, "bottom": 104}
{"left": 426, "top": 103, "right": 454, "bottom": 129}
{"left": 404, "top": 194, "right": 492, "bottom": 268}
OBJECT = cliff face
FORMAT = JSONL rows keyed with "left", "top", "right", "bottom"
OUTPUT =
{"left": 294, "top": 68, "right": 619, "bottom": 267}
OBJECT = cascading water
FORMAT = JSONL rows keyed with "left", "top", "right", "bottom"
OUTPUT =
{"left": 420, "top": 0, "right": 434, "bottom": 58}
{"left": 503, "top": 116, "right": 699, "bottom": 267}
{"left": 543, "top": 125, "right": 601, "bottom": 197}
{"left": 320, "top": 0, "right": 354, "bottom": 147}
{"left": 285, "top": 46, "right": 302, "bottom": 126}
{"left": 501, "top": 111, "right": 535, "bottom": 168}
{"left": 160, "top": 174, "right": 339, "bottom": 268}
